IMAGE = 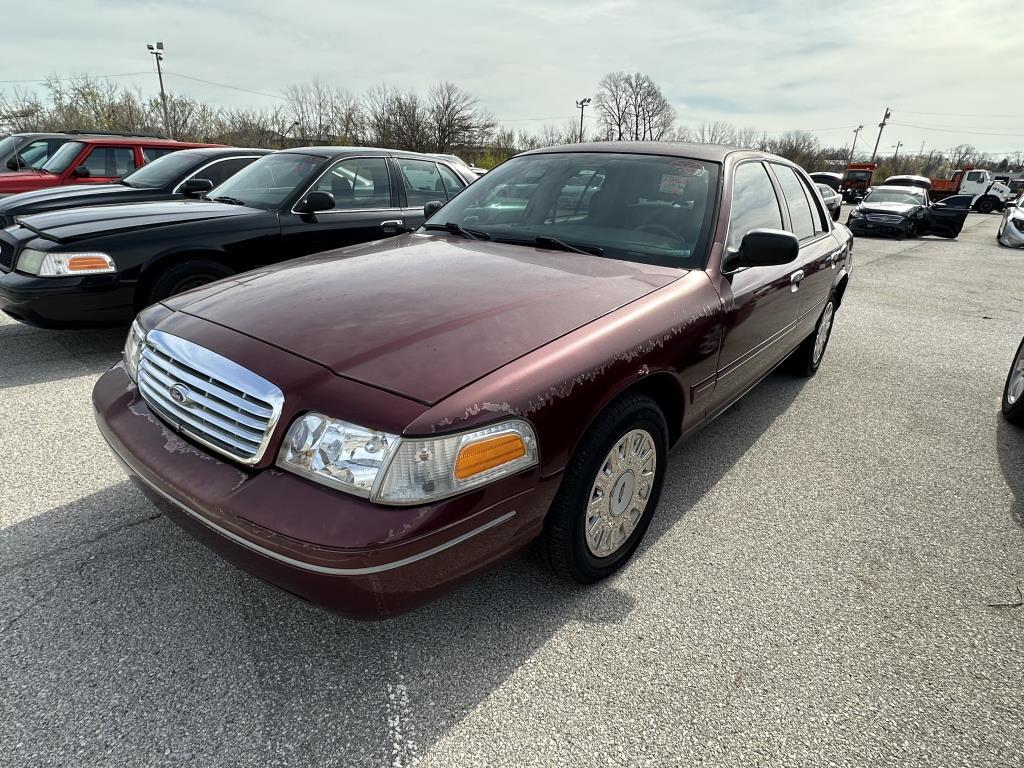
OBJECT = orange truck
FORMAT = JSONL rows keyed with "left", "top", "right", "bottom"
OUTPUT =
{"left": 840, "top": 162, "right": 877, "bottom": 203}
{"left": 929, "top": 167, "right": 1015, "bottom": 212}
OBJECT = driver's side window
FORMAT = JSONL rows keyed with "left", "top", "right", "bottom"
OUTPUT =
{"left": 312, "top": 157, "right": 392, "bottom": 210}
{"left": 728, "top": 162, "right": 783, "bottom": 251}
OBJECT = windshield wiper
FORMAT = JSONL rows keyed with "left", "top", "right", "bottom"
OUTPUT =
{"left": 209, "top": 196, "right": 247, "bottom": 206}
{"left": 423, "top": 222, "right": 491, "bottom": 241}
{"left": 533, "top": 236, "right": 604, "bottom": 257}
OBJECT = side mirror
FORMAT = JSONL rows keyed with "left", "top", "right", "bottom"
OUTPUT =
{"left": 423, "top": 200, "right": 444, "bottom": 219}
{"left": 6, "top": 156, "right": 22, "bottom": 171}
{"left": 722, "top": 229, "right": 800, "bottom": 273}
{"left": 294, "top": 190, "right": 335, "bottom": 214}
{"left": 72, "top": 166, "right": 90, "bottom": 178}
{"left": 180, "top": 178, "right": 214, "bottom": 197}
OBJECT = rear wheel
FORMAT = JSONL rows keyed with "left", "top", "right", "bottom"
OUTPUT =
{"left": 537, "top": 394, "right": 668, "bottom": 584}
{"left": 786, "top": 296, "right": 835, "bottom": 377}
{"left": 1002, "top": 337, "right": 1024, "bottom": 426}
{"left": 142, "top": 259, "right": 234, "bottom": 306}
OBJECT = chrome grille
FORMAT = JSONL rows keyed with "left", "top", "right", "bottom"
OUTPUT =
{"left": 865, "top": 213, "right": 906, "bottom": 225}
{"left": 137, "top": 329, "right": 284, "bottom": 464}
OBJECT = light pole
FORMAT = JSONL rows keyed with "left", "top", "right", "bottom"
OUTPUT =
{"left": 848, "top": 124, "right": 864, "bottom": 164}
{"left": 575, "top": 97, "right": 591, "bottom": 143}
{"left": 147, "top": 41, "right": 171, "bottom": 138}
{"left": 869, "top": 107, "right": 891, "bottom": 164}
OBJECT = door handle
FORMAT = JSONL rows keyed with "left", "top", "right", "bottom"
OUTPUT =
{"left": 828, "top": 249, "right": 843, "bottom": 268}
{"left": 380, "top": 219, "right": 404, "bottom": 231}
{"left": 790, "top": 269, "right": 805, "bottom": 292}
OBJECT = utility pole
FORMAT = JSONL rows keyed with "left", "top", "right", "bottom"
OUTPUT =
{"left": 575, "top": 98, "right": 591, "bottom": 143}
{"left": 848, "top": 124, "right": 864, "bottom": 164}
{"left": 892, "top": 141, "right": 903, "bottom": 165}
{"left": 147, "top": 41, "right": 171, "bottom": 138}
{"left": 869, "top": 107, "right": 891, "bottom": 163}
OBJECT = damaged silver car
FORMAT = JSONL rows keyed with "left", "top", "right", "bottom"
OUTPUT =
{"left": 997, "top": 195, "right": 1024, "bottom": 248}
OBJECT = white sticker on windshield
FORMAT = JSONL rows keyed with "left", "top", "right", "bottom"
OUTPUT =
{"left": 660, "top": 174, "right": 689, "bottom": 195}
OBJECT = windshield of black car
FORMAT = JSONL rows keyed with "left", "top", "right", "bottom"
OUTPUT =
{"left": 864, "top": 188, "right": 925, "bottom": 205}
{"left": 40, "top": 141, "right": 85, "bottom": 174}
{"left": 207, "top": 153, "right": 324, "bottom": 209}
{"left": 424, "top": 152, "right": 720, "bottom": 269}
{"left": 122, "top": 150, "right": 201, "bottom": 188}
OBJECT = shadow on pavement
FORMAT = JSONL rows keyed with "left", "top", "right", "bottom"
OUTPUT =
{"left": 996, "top": 416, "right": 1024, "bottom": 529}
{"left": 0, "top": 321, "right": 126, "bottom": 390}
{"left": 0, "top": 372, "right": 806, "bottom": 766}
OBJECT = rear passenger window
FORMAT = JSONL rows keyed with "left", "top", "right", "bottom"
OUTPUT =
{"left": 773, "top": 165, "right": 816, "bottom": 240}
{"left": 399, "top": 159, "right": 446, "bottom": 205}
{"left": 436, "top": 163, "right": 466, "bottom": 197}
{"left": 728, "top": 162, "right": 783, "bottom": 250}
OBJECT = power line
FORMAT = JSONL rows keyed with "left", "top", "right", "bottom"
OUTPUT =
{"left": 0, "top": 71, "right": 150, "bottom": 84}
{"left": 895, "top": 108, "right": 1024, "bottom": 119}
{"left": 163, "top": 72, "right": 287, "bottom": 100}
{"left": 892, "top": 121, "right": 1024, "bottom": 138}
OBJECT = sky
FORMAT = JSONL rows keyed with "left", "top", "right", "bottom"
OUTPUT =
{"left": 2, "top": 0, "right": 1023, "bottom": 157}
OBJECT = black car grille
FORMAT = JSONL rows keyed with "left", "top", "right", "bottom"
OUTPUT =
{"left": 0, "top": 241, "right": 13, "bottom": 272}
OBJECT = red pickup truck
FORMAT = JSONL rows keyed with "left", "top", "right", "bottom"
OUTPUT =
{"left": 0, "top": 135, "right": 221, "bottom": 197}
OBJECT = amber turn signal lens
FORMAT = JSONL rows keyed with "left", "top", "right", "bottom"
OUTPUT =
{"left": 454, "top": 433, "right": 527, "bottom": 480}
{"left": 67, "top": 255, "right": 113, "bottom": 272}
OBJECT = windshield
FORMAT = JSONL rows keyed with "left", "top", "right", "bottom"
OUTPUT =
{"left": 425, "top": 152, "right": 720, "bottom": 269}
{"left": 864, "top": 188, "right": 925, "bottom": 205}
{"left": 0, "top": 135, "right": 18, "bottom": 159}
{"left": 207, "top": 152, "right": 323, "bottom": 209}
{"left": 40, "top": 141, "right": 85, "bottom": 174}
{"left": 122, "top": 150, "right": 200, "bottom": 189}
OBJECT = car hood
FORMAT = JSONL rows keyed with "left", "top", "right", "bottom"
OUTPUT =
{"left": 15, "top": 200, "right": 264, "bottom": 244}
{"left": 857, "top": 201, "right": 922, "bottom": 216}
{"left": 167, "top": 234, "right": 683, "bottom": 405}
{"left": 0, "top": 182, "right": 144, "bottom": 209}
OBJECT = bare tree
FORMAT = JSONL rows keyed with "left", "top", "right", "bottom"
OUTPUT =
{"left": 427, "top": 81, "right": 494, "bottom": 152}
{"left": 691, "top": 121, "right": 736, "bottom": 144}
{"left": 594, "top": 72, "right": 632, "bottom": 141}
{"left": 765, "top": 131, "right": 820, "bottom": 168}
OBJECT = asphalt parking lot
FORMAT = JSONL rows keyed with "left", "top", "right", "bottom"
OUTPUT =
{"left": 2, "top": 209, "right": 1023, "bottom": 768}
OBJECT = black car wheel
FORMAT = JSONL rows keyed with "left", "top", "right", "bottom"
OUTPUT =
{"left": 144, "top": 259, "right": 235, "bottom": 306}
{"left": 976, "top": 195, "right": 997, "bottom": 214}
{"left": 537, "top": 393, "right": 668, "bottom": 584}
{"left": 1002, "top": 337, "right": 1024, "bottom": 426}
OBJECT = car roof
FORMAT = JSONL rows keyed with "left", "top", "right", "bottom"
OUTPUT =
{"left": 883, "top": 175, "right": 930, "bottom": 183}
{"left": 58, "top": 136, "right": 221, "bottom": 147}
{"left": 869, "top": 185, "right": 925, "bottom": 194}
{"left": 175, "top": 147, "right": 274, "bottom": 158}
{"left": 517, "top": 141, "right": 793, "bottom": 164}
{"left": 283, "top": 146, "right": 455, "bottom": 161}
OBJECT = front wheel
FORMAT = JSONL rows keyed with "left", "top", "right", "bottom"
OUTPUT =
{"left": 1002, "top": 337, "right": 1024, "bottom": 426}
{"left": 537, "top": 394, "right": 668, "bottom": 584}
{"left": 142, "top": 259, "right": 235, "bottom": 306}
{"left": 786, "top": 297, "right": 835, "bottom": 377}
{"left": 976, "top": 195, "right": 997, "bottom": 214}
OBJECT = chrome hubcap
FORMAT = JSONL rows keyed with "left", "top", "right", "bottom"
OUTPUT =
{"left": 585, "top": 429, "right": 657, "bottom": 558}
{"left": 813, "top": 301, "right": 834, "bottom": 365}
{"left": 1008, "top": 346, "right": 1024, "bottom": 405}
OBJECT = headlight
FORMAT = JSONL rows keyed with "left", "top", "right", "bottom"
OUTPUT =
{"left": 912, "top": 208, "right": 927, "bottom": 219}
{"left": 278, "top": 414, "right": 538, "bottom": 504}
{"left": 849, "top": 209, "right": 864, "bottom": 219}
{"left": 123, "top": 320, "right": 146, "bottom": 382}
{"left": 17, "top": 248, "right": 116, "bottom": 276}
{"left": 1012, "top": 217, "right": 1024, "bottom": 232}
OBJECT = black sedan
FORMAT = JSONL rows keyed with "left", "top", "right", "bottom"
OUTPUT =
{"left": 846, "top": 185, "right": 971, "bottom": 239}
{"left": 0, "top": 147, "right": 271, "bottom": 227}
{"left": 0, "top": 147, "right": 476, "bottom": 328}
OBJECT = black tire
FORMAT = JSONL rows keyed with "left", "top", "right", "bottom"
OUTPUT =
{"left": 143, "top": 259, "right": 234, "bottom": 306}
{"left": 976, "top": 195, "right": 997, "bottom": 214}
{"left": 537, "top": 393, "right": 668, "bottom": 584}
{"left": 1002, "top": 337, "right": 1024, "bottom": 426}
{"left": 786, "top": 296, "right": 836, "bottom": 377}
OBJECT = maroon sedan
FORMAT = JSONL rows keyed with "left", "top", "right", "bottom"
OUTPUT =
{"left": 93, "top": 143, "right": 852, "bottom": 618}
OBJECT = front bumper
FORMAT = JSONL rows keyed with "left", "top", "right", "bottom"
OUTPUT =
{"left": 92, "top": 363, "right": 557, "bottom": 618}
{"left": 847, "top": 216, "right": 915, "bottom": 239}
{"left": 998, "top": 218, "right": 1024, "bottom": 248}
{"left": 0, "top": 270, "right": 134, "bottom": 328}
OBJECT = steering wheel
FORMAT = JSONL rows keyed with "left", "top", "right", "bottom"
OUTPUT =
{"left": 637, "top": 223, "right": 679, "bottom": 240}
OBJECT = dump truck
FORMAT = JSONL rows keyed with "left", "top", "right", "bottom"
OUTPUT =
{"left": 840, "top": 162, "right": 877, "bottom": 203}
{"left": 930, "top": 167, "right": 1014, "bottom": 213}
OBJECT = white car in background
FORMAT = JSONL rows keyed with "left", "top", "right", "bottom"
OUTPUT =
{"left": 997, "top": 195, "right": 1024, "bottom": 248}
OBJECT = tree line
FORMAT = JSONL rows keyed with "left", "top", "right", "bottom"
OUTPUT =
{"left": 1, "top": 73, "right": 1021, "bottom": 178}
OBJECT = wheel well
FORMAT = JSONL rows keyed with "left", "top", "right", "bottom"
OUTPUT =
{"left": 834, "top": 274, "right": 850, "bottom": 309}
{"left": 612, "top": 372, "right": 685, "bottom": 447}
{"left": 134, "top": 251, "right": 231, "bottom": 309}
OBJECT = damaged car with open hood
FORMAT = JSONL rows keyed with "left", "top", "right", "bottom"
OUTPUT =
{"left": 846, "top": 184, "right": 971, "bottom": 239}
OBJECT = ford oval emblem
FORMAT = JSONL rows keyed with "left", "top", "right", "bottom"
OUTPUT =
{"left": 169, "top": 383, "right": 191, "bottom": 406}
